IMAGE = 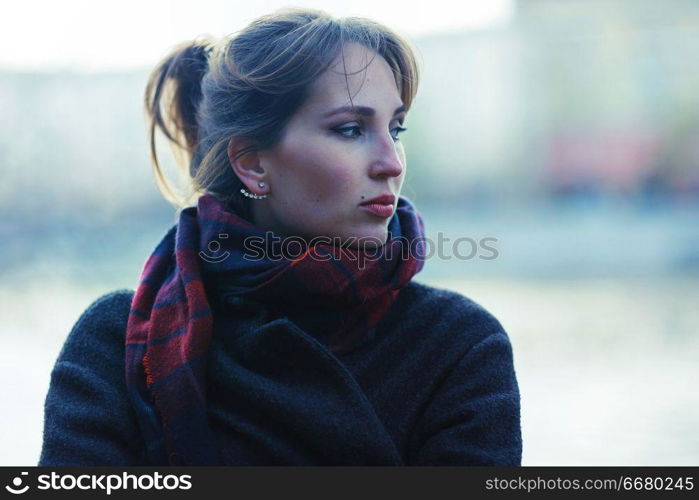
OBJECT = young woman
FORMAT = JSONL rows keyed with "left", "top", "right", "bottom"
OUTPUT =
{"left": 39, "top": 8, "right": 522, "bottom": 466}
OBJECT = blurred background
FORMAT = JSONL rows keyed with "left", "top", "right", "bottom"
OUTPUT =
{"left": 1, "top": 0, "right": 697, "bottom": 465}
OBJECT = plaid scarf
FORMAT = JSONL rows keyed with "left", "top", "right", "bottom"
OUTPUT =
{"left": 125, "top": 193, "right": 426, "bottom": 465}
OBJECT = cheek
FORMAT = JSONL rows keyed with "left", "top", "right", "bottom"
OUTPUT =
{"left": 326, "top": 163, "right": 356, "bottom": 187}
{"left": 315, "top": 157, "right": 363, "bottom": 202}
{"left": 282, "top": 141, "right": 361, "bottom": 197}
{"left": 305, "top": 167, "right": 356, "bottom": 207}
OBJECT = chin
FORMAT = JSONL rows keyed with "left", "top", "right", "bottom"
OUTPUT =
{"left": 347, "top": 227, "right": 389, "bottom": 250}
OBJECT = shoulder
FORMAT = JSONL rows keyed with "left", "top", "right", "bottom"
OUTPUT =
{"left": 403, "top": 283, "right": 522, "bottom": 465}
{"left": 400, "top": 280, "right": 502, "bottom": 319}
{"left": 395, "top": 280, "right": 508, "bottom": 345}
{"left": 57, "top": 289, "right": 135, "bottom": 363}
{"left": 78, "top": 289, "right": 135, "bottom": 325}
{"left": 41, "top": 288, "right": 145, "bottom": 465}
{"left": 76, "top": 289, "right": 134, "bottom": 328}
{"left": 374, "top": 279, "right": 513, "bottom": 371}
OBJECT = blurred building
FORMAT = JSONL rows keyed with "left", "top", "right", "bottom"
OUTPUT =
{"left": 406, "top": 0, "right": 699, "bottom": 205}
{"left": 3, "top": 0, "right": 699, "bottom": 222}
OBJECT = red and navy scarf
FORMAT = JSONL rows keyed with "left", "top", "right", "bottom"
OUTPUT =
{"left": 125, "top": 193, "right": 426, "bottom": 465}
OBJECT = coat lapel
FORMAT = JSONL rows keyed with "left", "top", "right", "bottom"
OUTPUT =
{"left": 208, "top": 315, "right": 404, "bottom": 465}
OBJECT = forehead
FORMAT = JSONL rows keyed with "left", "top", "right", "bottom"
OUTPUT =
{"left": 304, "top": 42, "right": 401, "bottom": 111}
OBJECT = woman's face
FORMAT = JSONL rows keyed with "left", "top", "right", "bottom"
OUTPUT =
{"left": 246, "top": 42, "right": 408, "bottom": 248}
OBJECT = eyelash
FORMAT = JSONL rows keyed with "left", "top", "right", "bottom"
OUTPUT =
{"left": 333, "top": 124, "right": 408, "bottom": 141}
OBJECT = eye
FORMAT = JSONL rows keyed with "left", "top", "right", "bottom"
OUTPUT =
{"left": 332, "top": 123, "right": 408, "bottom": 141}
{"left": 333, "top": 124, "right": 362, "bottom": 139}
{"left": 391, "top": 126, "right": 408, "bottom": 141}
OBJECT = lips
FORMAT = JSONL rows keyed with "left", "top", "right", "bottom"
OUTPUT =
{"left": 360, "top": 194, "right": 396, "bottom": 206}
{"left": 359, "top": 193, "right": 396, "bottom": 218}
{"left": 361, "top": 203, "right": 394, "bottom": 218}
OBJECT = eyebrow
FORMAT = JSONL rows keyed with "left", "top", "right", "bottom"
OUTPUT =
{"left": 323, "top": 104, "right": 406, "bottom": 118}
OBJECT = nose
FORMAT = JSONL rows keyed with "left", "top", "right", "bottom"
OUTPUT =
{"left": 368, "top": 133, "right": 404, "bottom": 179}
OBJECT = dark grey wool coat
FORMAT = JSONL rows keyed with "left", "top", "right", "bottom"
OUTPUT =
{"left": 39, "top": 280, "right": 522, "bottom": 466}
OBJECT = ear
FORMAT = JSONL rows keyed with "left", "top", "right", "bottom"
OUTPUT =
{"left": 227, "top": 136, "right": 266, "bottom": 191}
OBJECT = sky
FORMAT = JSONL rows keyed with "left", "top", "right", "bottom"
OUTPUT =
{"left": 0, "top": 0, "right": 513, "bottom": 72}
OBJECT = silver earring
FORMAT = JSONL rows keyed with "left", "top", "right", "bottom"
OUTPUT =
{"left": 240, "top": 182, "right": 268, "bottom": 200}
